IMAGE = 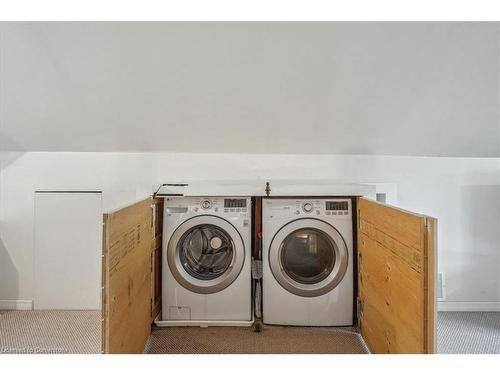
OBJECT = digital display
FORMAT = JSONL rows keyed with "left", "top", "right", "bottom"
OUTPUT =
{"left": 326, "top": 201, "right": 348, "bottom": 211}
{"left": 224, "top": 199, "right": 247, "bottom": 208}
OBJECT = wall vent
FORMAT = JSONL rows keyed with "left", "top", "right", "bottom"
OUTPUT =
{"left": 376, "top": 193, "right": 387, "bottom": 204}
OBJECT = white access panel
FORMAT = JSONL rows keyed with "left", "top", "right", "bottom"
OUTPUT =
{"left": 34, "top": 192, "right": 102, "bottom": 310}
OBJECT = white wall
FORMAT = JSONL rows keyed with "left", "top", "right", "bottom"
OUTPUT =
{"left": 0, "top": 152, "right": 499, "bottom": 309}
{"left": 33, "top": 192, "right": 102, "bottom": 309}
{"left": 1, "top": 22, "right": 498, "bottom": 157}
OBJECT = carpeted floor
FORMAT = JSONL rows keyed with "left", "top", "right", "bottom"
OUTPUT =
{"left": 1, "top": 310, "right": 499, "bottom": 354}
{"left": 437, "top": 311, "right": 500, "bottom": 354}
{"left": 0, "top": 310, "right": 101, "bottom": 354}
{"left": 146, "top": 325, "right": 369, "bottom": 354}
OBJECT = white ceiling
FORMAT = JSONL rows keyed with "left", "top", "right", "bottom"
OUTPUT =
{"left": 0, "top": 22, "right": 498, "bottom": 156}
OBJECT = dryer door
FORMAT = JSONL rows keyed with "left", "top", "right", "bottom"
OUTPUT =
{"left": 167, "top": 215, "right": 245, "bottom": 294}
{"left": 269, "top": 218, "right": 348, "bottom": 297}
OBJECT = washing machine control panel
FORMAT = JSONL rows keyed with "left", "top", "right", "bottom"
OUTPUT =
{"left": 265, "top": 199, "right": 351, "bottom": 219}
{"left": 166, "top": 197, "right": 250, "bottom": 217}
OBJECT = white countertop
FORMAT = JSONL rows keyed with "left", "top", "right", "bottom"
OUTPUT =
{"left": 155, "top": 179, "right": 377, "bottom": 198}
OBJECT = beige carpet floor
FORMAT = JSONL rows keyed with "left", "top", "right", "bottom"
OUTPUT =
{"left": 437, "top": 312, "right": 500, "bottom": 354}
{"left": 0, "top": 310, "right": 367, "bottom": 354}
{"left": 2, "top": 310, "right": 499, "bottom": 354}
{"left": 0, "top": 310, "right": 101, "bottom": 354}
{"left": 146, "top": 325, "right": 369, "bottom": 354}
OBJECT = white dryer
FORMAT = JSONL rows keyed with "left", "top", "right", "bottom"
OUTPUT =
{"left": 262, "top": 198, "right": 353, "bottom": 326}
{"left": 159, "top": 196, "right": 252, "bottom": 326}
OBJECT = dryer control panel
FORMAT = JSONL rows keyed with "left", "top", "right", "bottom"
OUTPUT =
{"left": 264, "top": 198, "right": 351, "bottom": 220}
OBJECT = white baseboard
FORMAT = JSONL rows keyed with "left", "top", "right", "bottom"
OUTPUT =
{"left": 438, "top": 301, "right": 500, "bottom": 312}
{"left": 0, "top": 300, "right": 33, "bottom": 310}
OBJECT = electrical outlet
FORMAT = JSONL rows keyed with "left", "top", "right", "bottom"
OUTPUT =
{"left": 437, "top": 272, "right": 446, "bottom": 301}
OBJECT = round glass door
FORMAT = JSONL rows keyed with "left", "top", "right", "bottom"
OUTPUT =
{"left": 280, "top": 228, "right": 336, "bottom": 285}
{"left": 178, "top": 225, "right": 234, "bottom": 280}
{"left": 269, "top": 218, "right": 348, "bottom": 297}
{"left": 167, "top": 215, "right": 245, "bottom": 294}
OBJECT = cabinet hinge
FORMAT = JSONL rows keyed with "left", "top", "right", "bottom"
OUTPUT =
{"left": 357, "top": 297, "right": 364, "bottom": 320}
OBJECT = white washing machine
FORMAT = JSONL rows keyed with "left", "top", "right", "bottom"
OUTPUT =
{"left": 262, "top": 198, "right": 354, "bottom": 326}
{"left": 159, "top": 196, "right": 252, "bottom": 326}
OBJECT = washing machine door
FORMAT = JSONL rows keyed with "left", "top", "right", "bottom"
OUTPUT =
{"left": 167, "top": 215, "right": 245, "bottom": 294}
{"left": 269, "top": 218, "right": 348, "bottom": 297}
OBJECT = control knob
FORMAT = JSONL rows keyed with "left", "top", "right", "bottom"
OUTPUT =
{"left": 201, "top": 199, "right": 212, "bottom": 210}
{"left": 302, "top": 202, "right": 314, "bottom": 213}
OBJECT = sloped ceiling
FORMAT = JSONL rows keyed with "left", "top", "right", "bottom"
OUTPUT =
{"left": 0, "top": 22, "right": 498, "bottom": 156}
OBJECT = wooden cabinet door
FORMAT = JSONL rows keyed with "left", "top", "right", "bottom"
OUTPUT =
{"left": 150, "top": 197, "right": 163, "bottom": 323}
{"left": 357, "top": 197, "right": 436, "bottom": 354}
{"left": 101, "top": 198, "right": 153, "bottom": 354}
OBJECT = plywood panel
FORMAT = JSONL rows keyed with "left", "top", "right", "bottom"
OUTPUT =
{"left": 357, "top": 197, "right": 436, "bottom": 354}
{"left": 424, "top": 216, "right": 437, "bottom": 353}
{"left": 151, "top": 197, "right": 163, "bottom": 322}
{"left": 101, "top": 198, "right": 153, "bottom": 354}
